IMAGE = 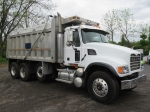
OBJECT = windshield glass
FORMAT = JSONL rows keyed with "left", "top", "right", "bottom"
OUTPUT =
{"left": 81, "top": 29, "right": 108, "bottom": 43}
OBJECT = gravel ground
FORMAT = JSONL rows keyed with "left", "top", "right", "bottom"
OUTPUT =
{"left": 0, "top": 64, "right": 150, "bottom": 112}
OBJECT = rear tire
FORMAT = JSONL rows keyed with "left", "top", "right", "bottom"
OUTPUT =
{"left": 19, "top": 63, "right": 31, "bottom": 81}
{"left": 88, "top": 71, "right": 119, "bottom": 104}
{"left": 10, "top": 62, "right": 19, "bottom": 79}
{"left": 36, "top": 63, "right": 47, "bottom": 82}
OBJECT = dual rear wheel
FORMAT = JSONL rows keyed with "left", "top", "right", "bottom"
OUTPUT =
{"left": 10, "top": 62, "right": 32, "bottom": 81}
{"left": 19, "top": 63, "right": 31, "bottom": 81}
{"left": 10, "top": 62, "right": 49, "bottom": 82}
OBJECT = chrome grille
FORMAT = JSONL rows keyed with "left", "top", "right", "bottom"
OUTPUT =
{"left": 130, "top": 54, "right": 140, "bottom": 71}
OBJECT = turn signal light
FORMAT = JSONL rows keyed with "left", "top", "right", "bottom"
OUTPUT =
{"left": 118, "top": 67, "right": 124, "bottom": 74}
{"left": 117, "top": 66, "right": 129, "bottom": 74}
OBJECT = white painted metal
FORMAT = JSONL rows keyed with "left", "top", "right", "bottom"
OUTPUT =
{"left": 83, "top": 42, "right": 141, "bottom": 77}
{"left": 63, "top": 25, "right": 142, "bottom": 78}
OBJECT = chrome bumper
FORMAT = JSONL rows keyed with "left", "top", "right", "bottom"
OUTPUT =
{"left": 121, "top": 74, "right": 147, "bottom": 90}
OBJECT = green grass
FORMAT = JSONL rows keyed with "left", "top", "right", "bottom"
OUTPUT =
{"left": 0, "top": 57, "right": 7, "bottom": 64}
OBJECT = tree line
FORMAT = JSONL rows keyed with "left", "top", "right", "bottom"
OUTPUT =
{"left": 101, "top": 9, "right": 150, "bottom": 55}
{"left": 110, "top": 34, "right": 150, "bottom": 55}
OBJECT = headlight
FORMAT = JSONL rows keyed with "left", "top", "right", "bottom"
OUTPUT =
{"left": 117, "top": 66, "right": 129, "bottom": 74}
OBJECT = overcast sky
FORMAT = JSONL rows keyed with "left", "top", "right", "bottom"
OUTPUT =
{"left": 53, "top": 0, "right": 150, "bottom": 42}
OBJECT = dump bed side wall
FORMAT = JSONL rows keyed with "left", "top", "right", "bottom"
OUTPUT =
{"left": 7, "top": 25, "right": 54, "bottom": 62}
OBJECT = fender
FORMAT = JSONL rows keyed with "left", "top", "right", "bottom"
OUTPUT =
{"left": 85, "top": 62, "right": 119, "bottom": 77}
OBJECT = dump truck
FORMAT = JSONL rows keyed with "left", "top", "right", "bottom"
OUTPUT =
{"left": 6, "top": 13, "right": 146, "bottom": 104}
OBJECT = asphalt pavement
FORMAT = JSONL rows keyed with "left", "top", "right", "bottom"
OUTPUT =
{"left": 0, "top": 64, "right": 150, "bottom": 112}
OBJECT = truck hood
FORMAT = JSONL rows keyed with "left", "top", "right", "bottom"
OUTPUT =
{"left": 85, "top": 43, "right": 140, "bottom": 64}
{"left": 84, "top": 43, "right": 141, "bottom": 77}
{"left": 85, "top": 43, "right": 139, "bottom": 54}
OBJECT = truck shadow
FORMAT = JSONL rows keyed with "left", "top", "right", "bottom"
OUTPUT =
{"left": 37, "top": 80, "right": 144, "bottom": 105}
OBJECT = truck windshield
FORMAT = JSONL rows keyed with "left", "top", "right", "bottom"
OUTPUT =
{"left": 81, "top": 29, "right": 108, "bottom": 43}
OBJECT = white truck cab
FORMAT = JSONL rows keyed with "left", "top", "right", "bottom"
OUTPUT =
{"left": 7, "top": 13, "right": 146, "bottom": 104}
{"left": 64, "top": 25, "right": 144, "bottom": 76}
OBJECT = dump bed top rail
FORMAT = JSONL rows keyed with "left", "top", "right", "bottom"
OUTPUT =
{"left": 9, "top": 23, "right": 51, "bottom": 37}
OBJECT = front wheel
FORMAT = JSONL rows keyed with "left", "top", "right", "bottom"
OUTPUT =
{"left": 88, "top": 71, "right": 119, "bottom": 104}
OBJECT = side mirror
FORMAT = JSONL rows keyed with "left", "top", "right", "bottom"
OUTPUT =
{"left": 67, "top": 30, "right": 73, "bottom": 42}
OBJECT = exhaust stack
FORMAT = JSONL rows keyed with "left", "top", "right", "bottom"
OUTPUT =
{"left": 57, "top": 12, "right": 64, "bottom": 63}
{"left": 57, "top": 12, "right": 62, "bottom": 33}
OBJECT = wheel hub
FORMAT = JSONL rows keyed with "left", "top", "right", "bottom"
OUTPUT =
{"left": 97, "top": 84, "right": 103, "bottom": 91}
{"left": 93, "top": 78, "right": 108, "bottom": 97}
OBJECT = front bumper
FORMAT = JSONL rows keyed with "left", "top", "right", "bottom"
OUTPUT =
{"left": 121, "top": 74, "right": 146, "bottom": 90}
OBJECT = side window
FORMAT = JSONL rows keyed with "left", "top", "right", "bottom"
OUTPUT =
{"left": 73, "top": 31, "right": 80, "bottom": 47}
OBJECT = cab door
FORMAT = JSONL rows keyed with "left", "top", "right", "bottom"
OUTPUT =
{"left": 64, "top": 29, "right": 84, "bottom": 67}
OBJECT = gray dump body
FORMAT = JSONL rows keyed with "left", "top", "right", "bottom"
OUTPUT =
{"left": 7, "top": 15, "right": 99, "bottom": 62}
{"left": 7, "top": 23, "right": 56, "bottom": 62}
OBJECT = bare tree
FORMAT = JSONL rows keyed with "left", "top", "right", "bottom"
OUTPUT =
{"left": 118, "top": 9, "right": 136, "bottom": 43}
{"left": 101, "top": 9, "right": 119, "bottom": 42}
{"left": 20, "top": 0, "right": 56, "bottom": 28}
{"left": 0, "top": 0, "right": 56, "bottom": 57}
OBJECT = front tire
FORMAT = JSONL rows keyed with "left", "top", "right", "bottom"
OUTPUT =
{"left": 10, "top": 62, "right": 19, "bottom": 79}
{"left": 88, "top": 71, "right": 119, "bottom": 104}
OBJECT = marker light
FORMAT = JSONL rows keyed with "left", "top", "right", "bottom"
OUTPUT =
{"left": 69, "top": 16, "right": 80, "bottom": 21}
{"left": 92, "top": 24, "right": 100, "bottom": 28}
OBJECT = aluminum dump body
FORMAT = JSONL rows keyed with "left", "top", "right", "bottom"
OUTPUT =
{"left": 7, "top": 23, "right": 54, "bottom": 62}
